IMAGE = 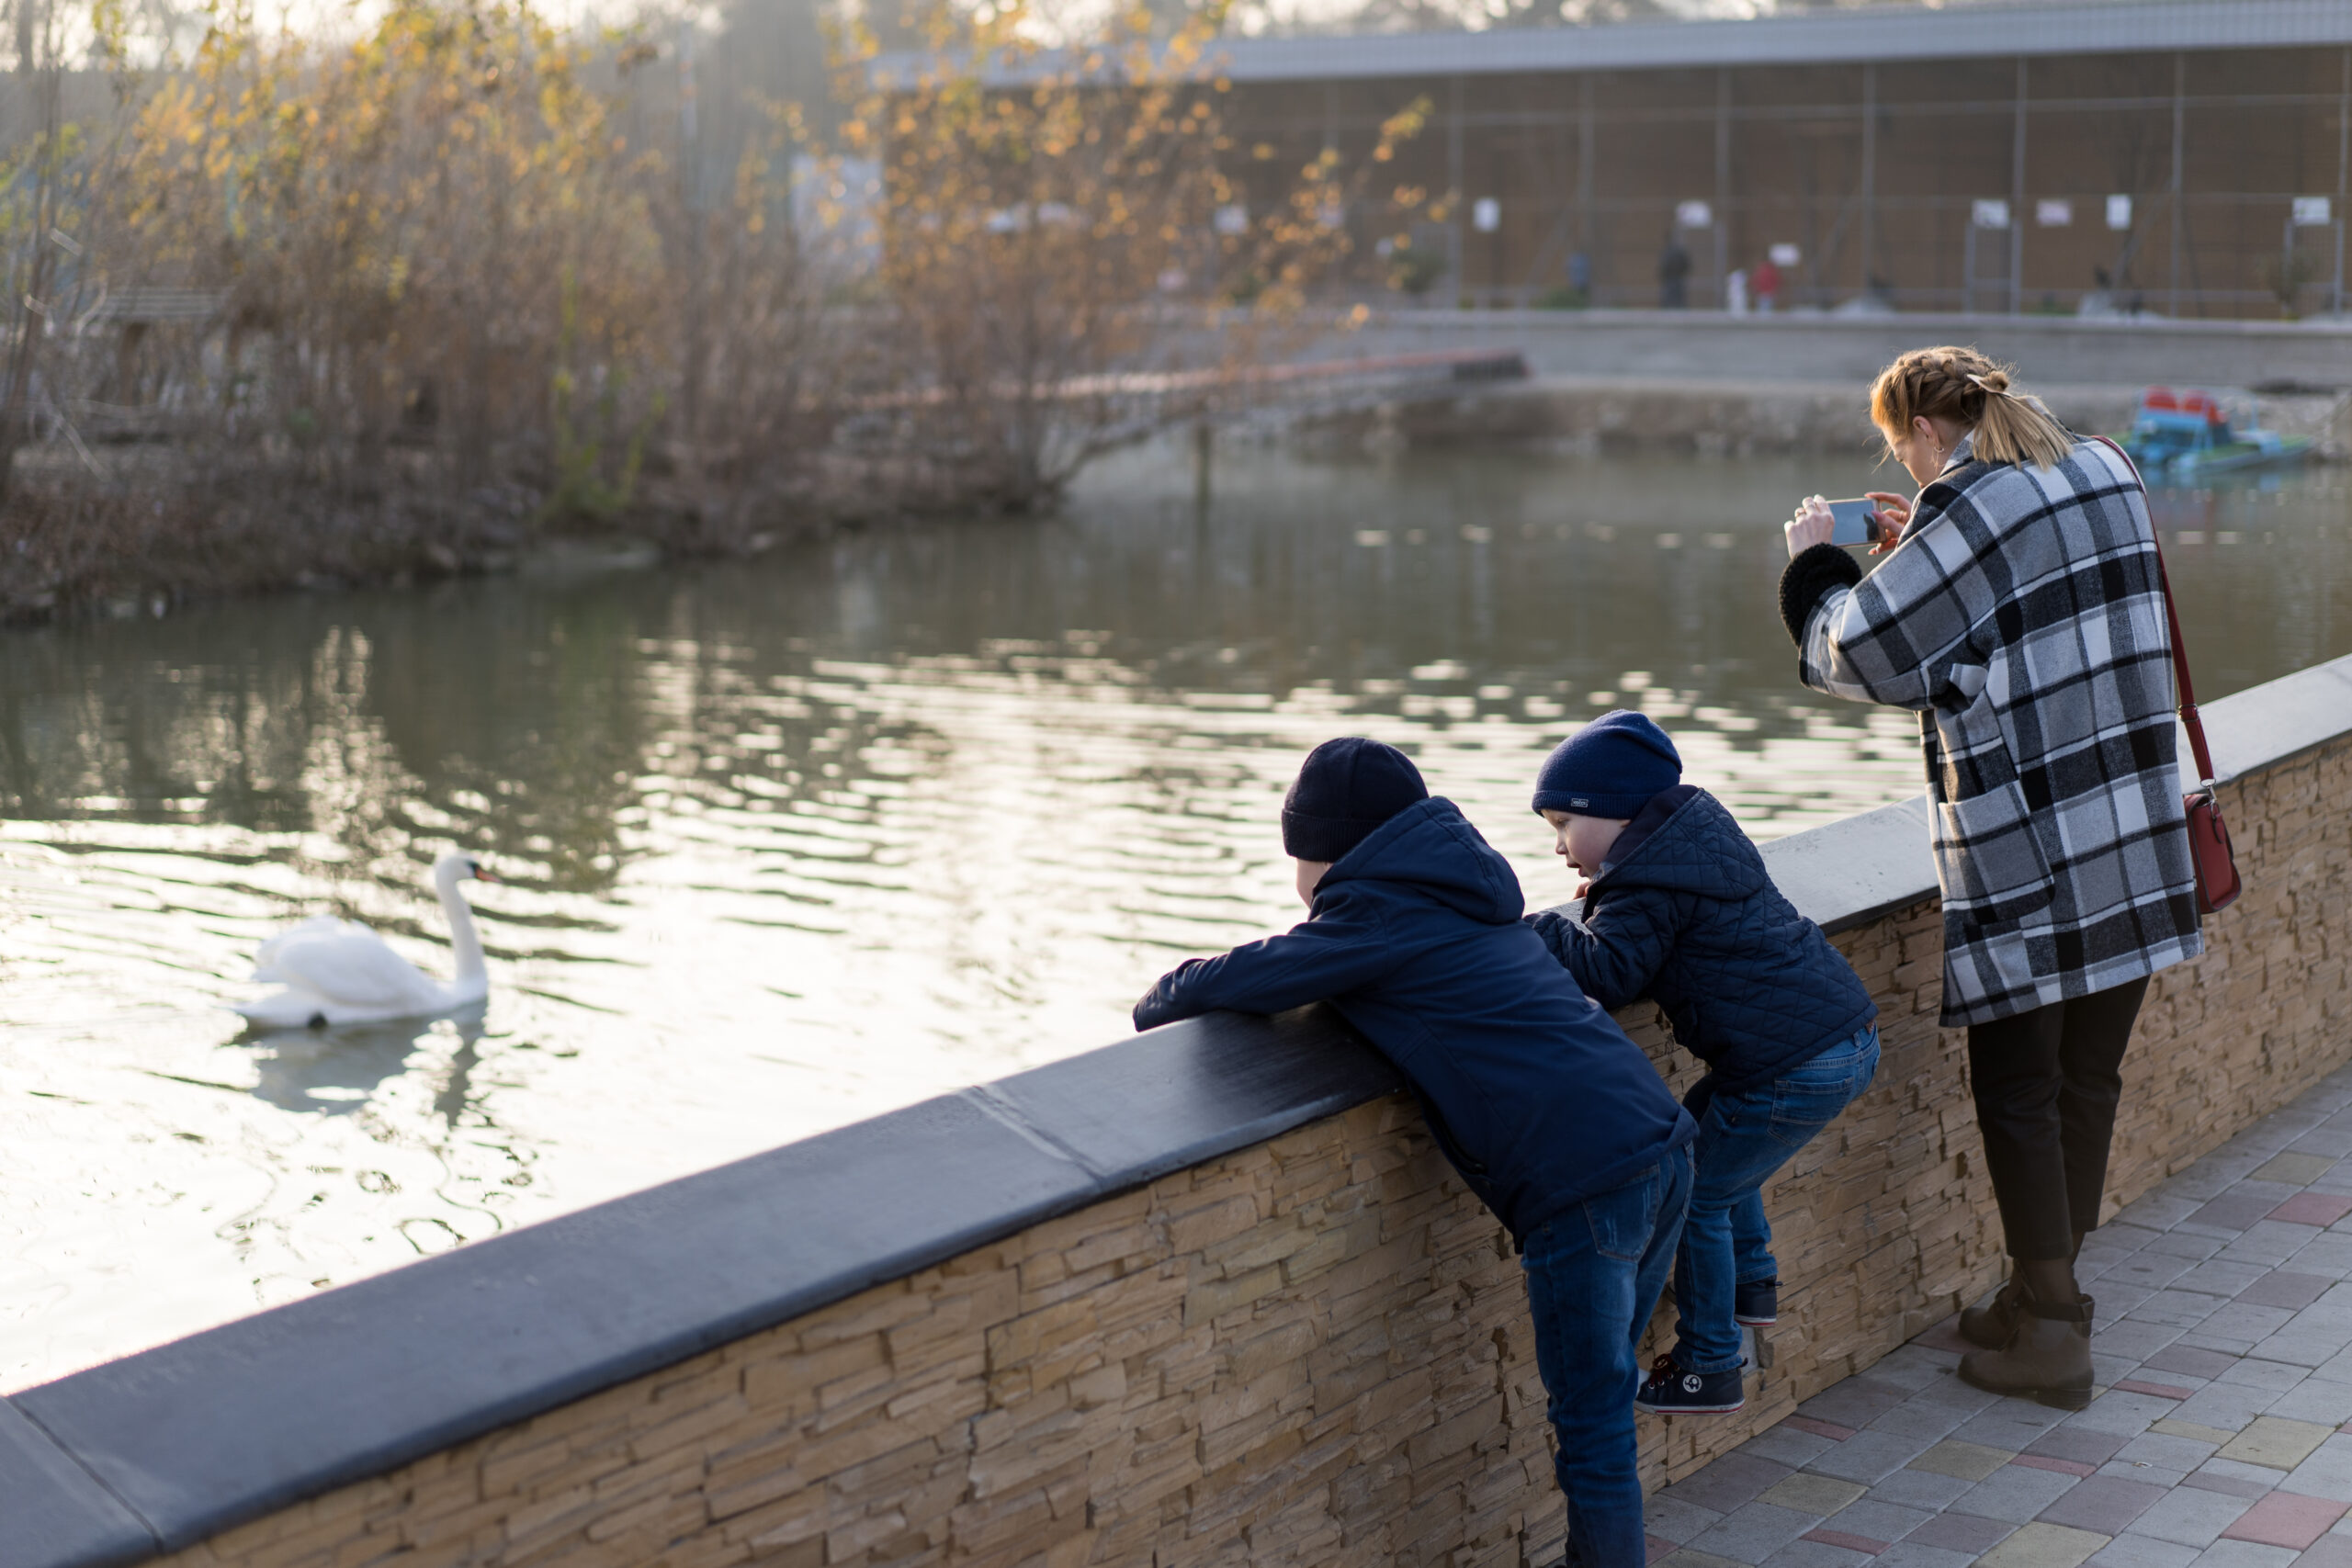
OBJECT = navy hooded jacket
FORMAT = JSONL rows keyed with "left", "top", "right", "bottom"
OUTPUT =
{"left": 1134, "top": 796, "right": 1694, "bottom": 1247}
{"left": 1527, "top": 785, "right": 1877, "bottom": 1102}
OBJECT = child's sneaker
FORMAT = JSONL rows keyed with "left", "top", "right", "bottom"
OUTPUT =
{"left": 1634, "top": 1355, "right": 1747, "bottom": 1415}
{"left": 1734, "top": 1278, "right": 1779, "bottom": 1326}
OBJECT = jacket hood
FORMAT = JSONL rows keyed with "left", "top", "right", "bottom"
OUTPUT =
{"left": 1319, "top": 796, "right": 1524, "bottom": 925}
{"left": 1593, "top": 786, "right": 1765, "bottom": 901}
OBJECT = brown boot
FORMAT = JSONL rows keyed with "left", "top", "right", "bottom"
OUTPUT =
{"left": 1959, "top": 1260, "right": 2095, "bottom": 1410}
{"left": 1961, "top": 1235, "right": 2085, "bottom": 1350}
{"left": 1959, "top": 1266, "right": 2025, "bottom": 1349}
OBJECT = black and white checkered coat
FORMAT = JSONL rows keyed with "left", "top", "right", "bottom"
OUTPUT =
{"left": 1777, "top": 434, "right": 2203, "bottom": 1028}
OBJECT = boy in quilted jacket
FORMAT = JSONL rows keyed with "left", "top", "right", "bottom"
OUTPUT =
{"left": 1525, "top": 712, "right": 1880, "bottom": 1415}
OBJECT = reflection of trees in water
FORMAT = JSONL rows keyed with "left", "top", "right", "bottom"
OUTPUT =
{"left": 0, "top": 457, "right": 2341, "bottom": 902}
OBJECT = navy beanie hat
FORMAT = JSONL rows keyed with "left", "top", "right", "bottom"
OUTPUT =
{"left": 1531, "top": 710, "right": 1681, "bottom": 819}
{"left": 1283, "top": 738, "right": 1429, "bottom": 863}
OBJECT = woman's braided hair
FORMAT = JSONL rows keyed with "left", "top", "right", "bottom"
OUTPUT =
{"left": 1869, "top": 345, "right": 2075, "bottom": 470}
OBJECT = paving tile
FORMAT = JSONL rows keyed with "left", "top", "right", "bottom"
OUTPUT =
{"left": 1871, "top": 1347, "right": 1967, "bottom": 1393}
{"left": 1762, "top": 1474, "right": 1871, "bottom": 1517}
{"left": 2040, "top": 1476, "right": 2174, "bottom": 1534}
{"left": 2177, "top": 1384, "right": 2289, "bottom": 1433}
{"left": 2217, "top": 1362, "right": 2312, "bottom": 1394}
{"left": 1861, "top": 1468, "right": 1978, "bottom": 1512}
{"left": 1981, "top": 1521, "right": 2114, "bottom": 1568}
{"left": 2123, "top": 1382, "right": 2202, "bottom": 1401}
{"left": 1909, "top": 1439, "right": 2019, "bottom": 1482}
{"left": 2153, "top": 1348, "right": 2251, "bottom": 1381}
{"left": 2117, "top": 1431, "right": 2227, "bottom": 1472}
{"left": 1760, "top": 1539, "right": 1875, "bottom": 1568}
{"left": 2162, "top": 1421, "right": 2249, "bottom": 1447}
{"left": 1954, "top": 1465, "right": 2092, "bottom": 1525}
{"left": 2109, "top": 1255, "right": 2207, "bottom": 1292}
{"left": 2222, "top": 1494, "right": 2352, "bottom": 1551}
{"left": 2147, "top": 1235, "right": 2232, "bottom": 1264}
{"left": 2187, "top": 1464, "right": 2284, "bottom": 1501}
{"left": 1652, "top": 1534, "right": 1679, "bottom": 1562}
{"left": 1802, "top": 1381, "right": 1916, "bottom": 1431}
{"left": 1744, "top": 1422, "right": 1838, "bottom": 1470}
{"left": 1810, "top": 1429, "right": 1943, "bottom": 1486}
{"left": 2023, "top": 1457, "right": 2106, "bottom": 1478}
{"left": 2222, "top": 1420, "right": 2341, "bottom": 1472}
{"left": 1649, "top": 1495, "right": 1729, "bottom": 1544}
{"left": 1868, "top": 1400, "right": 1977, "bottom": 1443}
{"left": 1784, "top": 1416, "right": 1859, "bottom": 1442}
{"left": 1826, "top": 1500, "right": 1933, "bottom": 1547}
{"left": 2276, "top": 1197, "right": 2352, "bottom": 1229}
{"left": 2132, "top": 1487, "right": 2259, "bottom": 1548}
{"left": 2034, "top": 1428, "right": 2136, "bottom": 1468}
{"left": 1911, "top": 1320, "right": 1974, "bottom": 1355}
{"left": 2241, "top": 1275, "right": 2340, "bottom": 1312}
{"left": 2085, "top": 1538, "right": 2201, "bottom": 1568}
{"left": 1963, "top": 1406, "right": 2086, "bottom": 1450}
{"left": 2267, "top": 1385, "right": 2352, "bottom": 1430}
{"left": 2102, "top": 1323, "right": 2194, "bottom": 1362}
{"left": 2138, "top": 1292, "right": 2239, "bottom": 1329}
{"left": 2256, "top": 1156, "right": 2342, "bottom": 1188}
{"left": 2282, "top": 1437, "right": 2352, "bottom": 1503}
{"left": 2178, "top": 1265, "right": 2279, "bottom": 1300}
{"left": 2201, "top": 1306, "right": 2303, "bottom": 1348}
{"left": 2292, "top": 1535, "right": 2352, "bottom": 1567}
{"left": 2189, "top": 1541, "right": 2302, "bottom": 1568}
{"left": 2190, "top": 1196, "right": 2294, "bottom": 1235}
{"left": 1667, "top": 1453, "right": 1800, "bottom": 1515}
{"left": 1659, "top": 1551, "right": 1749, "bottom": 1568}
{"left": 1690, "top": 1501, "right": 1825, "bottom": 1565}
{"left": 1873, "top": 1544, "right": 1975, "bottom": 1568}
{"left": 1905, "top": 1513, "right": 2018, "bottom": 1553}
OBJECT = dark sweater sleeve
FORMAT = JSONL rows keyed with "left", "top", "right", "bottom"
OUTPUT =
{"left": 1778, "top": 543, "right": 1864, "bottom": 645}
{"left": 1527, "top": 891, "right": 1675, "bottom": 1013}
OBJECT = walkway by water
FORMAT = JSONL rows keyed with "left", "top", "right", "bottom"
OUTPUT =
{"left": 1649, "top": 1065, "right": 2352, "bottom": 1568}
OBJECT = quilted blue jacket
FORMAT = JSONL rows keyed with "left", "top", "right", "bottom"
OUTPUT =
{"left": 1527, "top": 785, "right": 1877, "bottom": 1100}
{"left": 1136, "top": 796, "right": 1693, "bottom": 1247}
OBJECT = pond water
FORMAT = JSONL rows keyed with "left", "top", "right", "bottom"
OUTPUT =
{"left": 4, "top": 445, "right": 2346, "bottom": 1391}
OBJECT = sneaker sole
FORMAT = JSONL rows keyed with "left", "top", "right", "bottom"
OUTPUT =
{"left": 1634, "top": 1398, "right": 1747, "bottom": 1415}
{"left": 1733, "top": 1314, "right": 1777, "bottom": 1327}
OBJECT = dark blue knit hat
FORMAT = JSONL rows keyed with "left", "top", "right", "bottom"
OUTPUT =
{"left": 1283, "top": 738, "right": 1429, "bottom": 863}
{"left": 1531, "top": 710, "right": 1681, "bottom": 819}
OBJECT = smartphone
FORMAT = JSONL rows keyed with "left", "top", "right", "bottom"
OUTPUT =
{"left": 1826, "top": 499, "right": 1883, "bottom": 547}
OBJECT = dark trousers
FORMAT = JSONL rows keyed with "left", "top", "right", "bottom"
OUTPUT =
{"left": 1966, "top": 977, "right": 2150, "bottom": 1261}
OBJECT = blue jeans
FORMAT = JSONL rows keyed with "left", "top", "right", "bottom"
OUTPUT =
{"left": 1671, "top": 1026, "right": 1881, "bottom": 1373}
{"left": 1521, "top": 1145, "right": 1694, "bottom": 1568}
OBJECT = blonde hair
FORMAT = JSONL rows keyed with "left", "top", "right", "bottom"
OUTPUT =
{"left": 1869, "top": 346, "right": 2075, "bottom": 470}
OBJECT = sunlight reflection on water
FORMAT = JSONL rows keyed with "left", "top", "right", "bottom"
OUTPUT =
{"left": 2, "top": 446, "right": 2345, "bottom": 1389}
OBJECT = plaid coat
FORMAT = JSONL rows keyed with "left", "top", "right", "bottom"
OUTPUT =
{"left": 1777, "top": 434, "right": 2203, "bottom": 1027}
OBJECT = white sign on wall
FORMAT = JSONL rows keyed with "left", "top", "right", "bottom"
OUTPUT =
{"left": 1768, "top": 243, "right": 1801, "bottom": 266}
{"left": 1675, "top": 200, "right": 1713, "bottom": 230}
{"left": 2106, "top": 194, "right": 2133, "bottom": 231}
{"left": 2036, "top": 198, "right": 2074, "bottom": 228}
{"left": 1472, "top": 197, "right": 1500, "bottom": 233}
{"left": 1972, "top": 199, "right": 2012, "bottom": 231}
{"left": 2294, "top": 196, "right": 2334, "bottom": 226}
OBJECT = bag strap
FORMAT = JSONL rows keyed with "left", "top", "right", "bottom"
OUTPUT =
{"left": 2093, "top": 434, "right": 2217, "bottom": 788}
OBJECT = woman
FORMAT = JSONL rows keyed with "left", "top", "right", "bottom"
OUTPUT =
{"left": 1777, "top": 346, "right": 2203, "bottom": 1407}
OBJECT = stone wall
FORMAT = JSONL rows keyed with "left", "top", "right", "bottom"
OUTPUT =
{"left": 149, "top": 729, "right": 2352, "bottom": 1568}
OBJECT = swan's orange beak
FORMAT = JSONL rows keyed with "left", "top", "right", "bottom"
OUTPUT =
{"left": 472, "top": 868, "right": 501, "bottom": 885}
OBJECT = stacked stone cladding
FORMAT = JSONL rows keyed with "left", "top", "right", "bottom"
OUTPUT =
{"left": 154, "top": 735, "right": 2350, "bottom": 1568}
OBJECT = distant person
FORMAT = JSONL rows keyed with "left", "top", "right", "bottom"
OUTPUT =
{"left": 1567, "top": 248, "right": 1594, "bottom": 305}
{"left": 1778, "top": 347, "right": 2203, "bottom": 1408}
{"left": 1136, "top": 738, "right": 1694, "bottom": 1568}
{"left": 1724, "top": 266, "right": 1749, "bottom": 315}
{"left": 1752, "top": 255, "right": 1782, "bottom": 312}
{"left": 1524, "top": 711, "right": 1879, "bottom": 1416}
{"left": 1658, "top": 237, "right": 1691, "bottom": 309}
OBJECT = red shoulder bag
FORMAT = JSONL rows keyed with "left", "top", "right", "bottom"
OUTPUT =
{"left": 2097, "top": 435, "right": 2242, "bottom": 915}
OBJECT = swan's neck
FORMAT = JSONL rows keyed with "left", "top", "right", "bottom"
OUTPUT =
{"left": 435, "top": 868, "right": 488, "bottom": 995}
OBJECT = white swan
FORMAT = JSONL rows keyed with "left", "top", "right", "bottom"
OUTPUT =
{"left": 233, "top": 852, "right": 496, "bottom": 1028}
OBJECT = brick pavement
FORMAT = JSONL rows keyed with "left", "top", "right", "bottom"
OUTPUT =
{"left": 1647, "top": 1065, "right": 2352, "bottom": 1568}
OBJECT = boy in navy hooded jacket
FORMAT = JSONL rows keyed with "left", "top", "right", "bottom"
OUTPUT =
{"left": 1525, "top": 712, "right": 1879, "bottom": 1417}
{"left": 1136, "top": 738, "right": 1694, "bottom": 1568}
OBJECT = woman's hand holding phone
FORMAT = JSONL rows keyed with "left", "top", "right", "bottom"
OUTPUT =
{"left": 1785, "top": 491, "right": 1910, "bottom": 558}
